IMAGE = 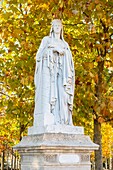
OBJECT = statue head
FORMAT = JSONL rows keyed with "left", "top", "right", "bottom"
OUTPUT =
{"left": 50, "top": 19, "right": 64, "bottom": 40}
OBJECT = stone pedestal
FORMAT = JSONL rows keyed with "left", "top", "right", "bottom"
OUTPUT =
{"left": 28, "top": 125, "right": 84, "bottom": 135}
{"left": 14, "top": 125, "right": 99, "bottom": 170}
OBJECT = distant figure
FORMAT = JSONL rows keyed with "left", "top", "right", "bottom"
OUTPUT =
{"left": 34, "top": 19, "right": 75, "bottom": 125}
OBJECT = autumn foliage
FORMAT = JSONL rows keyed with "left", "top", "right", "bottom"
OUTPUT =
{"left": 0, "top": 0, "right": 113, "bottom": 169}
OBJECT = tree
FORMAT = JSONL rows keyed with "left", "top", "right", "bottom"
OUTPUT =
{"left": 72, "top": 1, "right": 113, "bottom": 169}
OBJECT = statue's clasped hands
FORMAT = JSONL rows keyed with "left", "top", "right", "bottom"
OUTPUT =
{"left": 48, "top": 43, "right": 64, "bottom": 55}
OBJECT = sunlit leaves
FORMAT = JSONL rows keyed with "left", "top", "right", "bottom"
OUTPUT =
{"left": 0, "top": 1, "right": 113, "bottom": 165}
{"left": 102, "top": 123, "right": 113, "bottom": 159}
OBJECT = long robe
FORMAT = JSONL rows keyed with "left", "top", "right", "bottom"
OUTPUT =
{"left": 34, "top": 36, "right": 75, "bottom": 125}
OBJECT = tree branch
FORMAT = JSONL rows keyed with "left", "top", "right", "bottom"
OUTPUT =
{"left": 105, "top": 117, "right": 113, "bottom": 123}
{"left": 0, "top": 92, "right": 10, "bottom": 98}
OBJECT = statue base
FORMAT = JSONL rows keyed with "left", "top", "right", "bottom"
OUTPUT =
{"left": 28, "top": 125, "right": 84, "bottom": 135}
{"left": 14, "top": 125, "right": 99, "bottom": 170}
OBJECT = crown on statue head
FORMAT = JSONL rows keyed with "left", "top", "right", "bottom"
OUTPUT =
{"left": 51, "top": 19, "right": 62, "bottom": 26}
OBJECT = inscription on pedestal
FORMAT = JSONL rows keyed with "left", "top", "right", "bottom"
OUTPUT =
{"left": 59, "top": 154, "right": 80, "bottom": 164}
{"left": 81, "top": 154, "right": 90, "bottom": 162}
{"left": 44, "top": 154, "right": 57, "bottom": 163}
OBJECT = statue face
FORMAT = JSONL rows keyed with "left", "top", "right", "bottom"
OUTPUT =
{"left": 53, "top": 22, "right": 62, "bottom": 34}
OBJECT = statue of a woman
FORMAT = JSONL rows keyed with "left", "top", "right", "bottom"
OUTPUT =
{"left": 34, "top": 19, "right": 75, "bottom": 126}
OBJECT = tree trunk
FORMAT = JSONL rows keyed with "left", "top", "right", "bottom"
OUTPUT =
{"left": 11, "top": 148, "right": 14, "bottom": 170}
{"left": 111, "top": 153, "right": 113, "bottom": 169}
{"left": 94, "top": 118, "right": 103, "bottom": 170}
{"left": 1, "top": 151, "right": 4, "bottom": 170}
{"left": 14, "top": 155, "right": 16, "bottom": 170}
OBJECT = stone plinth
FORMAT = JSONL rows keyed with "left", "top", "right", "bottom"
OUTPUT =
{"left": 14, "top": 125, "right": 99, "bottom": 170}
{"left": 28, "top": 125, "right": 84, "bottom": 135}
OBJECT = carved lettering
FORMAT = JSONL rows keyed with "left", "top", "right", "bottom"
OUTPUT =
{"left": 81, "top": 154, "right": 90, "bottom": 162}
{"left": 44, "top": 155, "right": 57, "bottom": 162}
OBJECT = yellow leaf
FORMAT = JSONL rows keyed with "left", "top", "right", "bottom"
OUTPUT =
{"left": 89, "top": 72, "right": 94, "bottom": 78}
{"left": 96, "top": 4, "right": 101, "bottom": 11}
{"left": 21, "top": 78, "right": 24, "bottom": 85}
{"left": 98, "top": 117, "right": 105, "bottom": 123}
{"left": 0, "top": 39, "right": 2, "bottom": 44}
{"left": 96, "top": 55, "right": 102, "bottom": 62}
{"left": 100, "top": 107, "right": 108, "bottom": 116}
{"left": 60, "top": 1, "right": 64, "bottom": 8}
{"left": 83, "top": 62, "right": 94, "bottom": 70}
{"left": 109, "top": 101, "right": 113, "bottom": 109}
{"left": 29, "top": 76, "right": 33, "bottom": 81}
{"left": 93, "top": 104, "right": 100, "bottom": 113}
{"left": 94, "top": 74, "right": 98, "bottom": 83}
{"left": 100, "top": 103, "right": 106, "bottom": 110}
{"left": 95, "top": 0, "right": 100, "bottom": 4}
{"left": 39, "top": 3, "right": 48, "bottom": 9}
{"left": 109, "top": 50, "right": 113, "bottom": 60}
{"left": 95, "top": 44, "right": 103, "bottom": 50}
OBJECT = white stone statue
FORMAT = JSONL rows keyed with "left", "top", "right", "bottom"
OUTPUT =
{"left": 34, "top": 19, "right": 75, "bottom": 127}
